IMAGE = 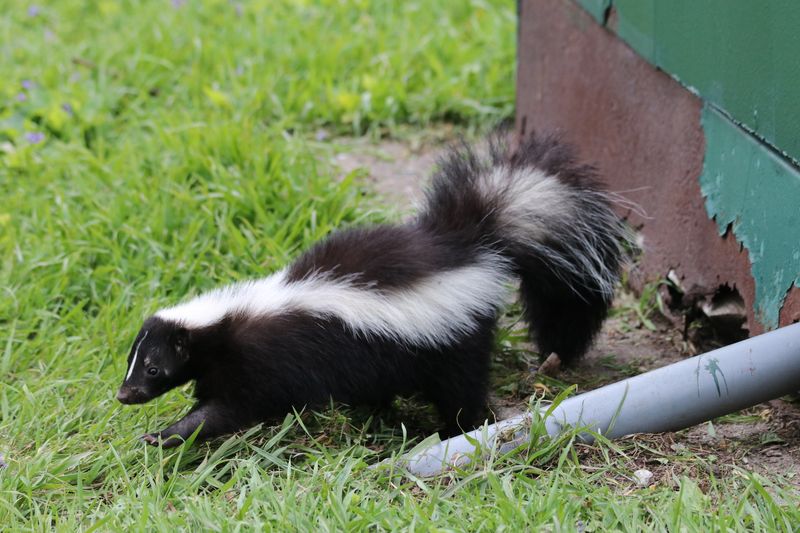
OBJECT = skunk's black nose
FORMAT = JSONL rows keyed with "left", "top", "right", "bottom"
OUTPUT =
{"left": 116, "top": 387, "right": 136, "bottom": 404}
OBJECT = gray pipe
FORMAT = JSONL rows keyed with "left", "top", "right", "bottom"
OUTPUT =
{"left": 399, "top": 322, "right": 800, "bottom": 477}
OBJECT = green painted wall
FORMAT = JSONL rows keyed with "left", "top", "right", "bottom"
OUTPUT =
{"left": 608, "top": 0, "right": 654, "bottom": 61}
{"left": 579, "top": 0, "right": 800, "bottom": 166}
{"left": 700, "top": 107, "right": 800, "bottom": 329}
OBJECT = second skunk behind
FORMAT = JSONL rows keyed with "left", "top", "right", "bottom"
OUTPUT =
{"left": 117, "top": 134, "right": 629, "bottom": 446}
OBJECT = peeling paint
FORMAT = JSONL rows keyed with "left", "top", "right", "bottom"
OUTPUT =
{"left": 699, "top": 106, "right": 800, "bottom": 329}
{"left": 575, "top": 0, "right": 611, "bottom": 24}
{"left": 521, "top": 0, "right": 796, "bottom": 332}
{"left": 576, "top": 0, "right": 800, "bottom": 165}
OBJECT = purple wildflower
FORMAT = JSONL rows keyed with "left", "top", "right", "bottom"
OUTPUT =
{"left": 61, "top": 102, "right": 74, "bottom": 115}
{"left": 16, "top": 93, "right": 27, "bottom": 102}
{"left": 21, "top": 80, "right": 34, "bottom": 90}
{"left": 28, "top": 5, "right": 40, "bottom": 17}
{"left": 171, "top": 0, "right": 186, "bottom": 7}
{"left": 25, "top": 132, "right": 45, "bottom": 144}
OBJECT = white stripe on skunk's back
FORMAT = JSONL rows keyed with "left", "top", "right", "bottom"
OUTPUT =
{"left": 155, "top": 253, "right": 514, "bottom": 348}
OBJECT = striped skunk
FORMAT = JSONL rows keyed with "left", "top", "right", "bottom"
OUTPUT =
{"left": 116, "top": 134, "right": 628, "bottom": 447}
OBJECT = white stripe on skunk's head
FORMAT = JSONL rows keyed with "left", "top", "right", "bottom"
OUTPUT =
{"left": 116, "top": 316, "right": 193, "bottom": 405}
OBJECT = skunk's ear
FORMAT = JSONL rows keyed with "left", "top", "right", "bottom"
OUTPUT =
{"left": 175, "top": 327, "right": 191, "bottom": 360}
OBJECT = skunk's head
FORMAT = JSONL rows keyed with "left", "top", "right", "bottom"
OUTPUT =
{"left": 117, "top": 316, "right": 193, "bottom": 405}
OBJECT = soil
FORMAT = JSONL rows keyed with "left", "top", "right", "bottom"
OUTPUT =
{"left": 329, "top": 136, "right": 800, "bottom": 489}
{"left": 333, "top": 138, "right": 440, "bottom": 213}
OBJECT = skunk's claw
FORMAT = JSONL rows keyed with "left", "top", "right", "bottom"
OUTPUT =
{"left": 140, "top": 433, "right": 159, "bottom": 446}
{"left": 141, "top": 432, "right": 184, "bottom": 448}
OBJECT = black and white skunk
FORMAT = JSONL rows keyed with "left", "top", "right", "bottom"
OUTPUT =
{"left": 116, "top": 134, "right": 628, "bottom": 447}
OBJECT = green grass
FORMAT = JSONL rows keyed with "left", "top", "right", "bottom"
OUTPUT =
{"left": 1, "top": 0, "right": 799, "bottom": 530}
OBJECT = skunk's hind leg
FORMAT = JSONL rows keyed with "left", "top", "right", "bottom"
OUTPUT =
{"left": 519, "top": 277, "right": 609, "bottom": 365}
{"left": 423, "top": 317, "right": 496, "bottom": 437}
{"left": 429, "top": 379, "right": 489, "bottom": 438}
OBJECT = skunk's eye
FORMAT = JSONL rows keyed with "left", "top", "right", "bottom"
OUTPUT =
{"left": 147, "top": 367, "right": 159, "bottom": 376}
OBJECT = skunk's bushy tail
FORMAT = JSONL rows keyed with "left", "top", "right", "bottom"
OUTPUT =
{"left": 415, "top": 134, "right": 629, "bottom": 363}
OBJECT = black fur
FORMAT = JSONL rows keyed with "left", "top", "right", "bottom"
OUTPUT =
{"left": 117, "top": 133, "right": 627, "bottom": 447}
{"left": 286, "top": 225, "right": 479, "bottom": 288}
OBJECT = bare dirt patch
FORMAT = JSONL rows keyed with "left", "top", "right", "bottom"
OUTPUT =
{"left": 331, "top": 135, "right": 800, "bottom": 488}
{"left": 329, "top": 131, "right": 453, "bottom": 216}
